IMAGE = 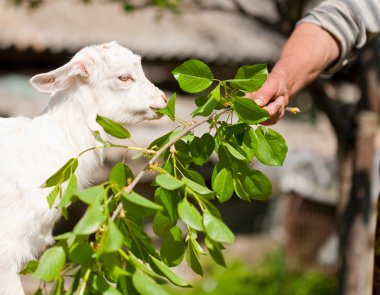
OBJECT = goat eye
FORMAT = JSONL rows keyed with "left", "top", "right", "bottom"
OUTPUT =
{"left": 118, "top": 75, "right": 134, "bottom": 82}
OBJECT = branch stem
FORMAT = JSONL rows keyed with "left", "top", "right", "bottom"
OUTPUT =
{"left": 111, "top": 111, "right": 224, "bottom": 220}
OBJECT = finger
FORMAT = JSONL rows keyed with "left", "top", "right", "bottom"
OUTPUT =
{"left": 261, "top": 96, "right": 287, "bottom": 125}
{"left": 251, "top": 77, "right": 280, "bottom": 107}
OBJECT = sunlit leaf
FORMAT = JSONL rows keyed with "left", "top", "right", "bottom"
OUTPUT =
{"left": 203, "top": 211, "right": 235, "bottom": 244}
{"left": 33, "top": 247, "right": 65, "bottom": 281}
{"left": 232, "top": 97, "right": 269, "bottom": 125}
{"left": 172, "top": 59, "right": 214, "bottom": 93}
{"left": 96, "top": 115, "right": 131, "bottom": 139}
{"left": 41, "top": 158, "right": 78, "bottom": 188}
{"left": 254, "top": 126, "right": 288, "bottom": 166}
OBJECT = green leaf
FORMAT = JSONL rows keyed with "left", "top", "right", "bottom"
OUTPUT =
{"left": 96, "top": 114, "right": 131, "bottom": 139}
{"left": 91, "top": 129, "right": 108, "bottom": 145}
{"left": 155, "top": 188, "right": 180, "bottom": 222}
{"left": 152, "top": 211, "right": 174, "bottom": 237}
{"left": 33, "top": 246, "right": 65, "bottom": 281}
{"left": 59, "top": 174, "right": 78, "bottom": 208}
{"left": 148, "top": 130, "right": 173, "bottom": 150}
{"left": 232, "top": 97, "right": 269, "bottom": 125}
{"left": 186, "top": 239, "right": 203, "bottom": 276}
{"left": 76, "top": 185, "right": 105, "bottom": 205}
{"left": 46, "top": 186, "right": 61, "bottom": 208}
{"left": 157, "top": 93, "right": 176, "bottom": 121}
{"left": 172, "top": 59, "right": 214, "bottom": 93}
{"left": 178, "top": 198, "right": 204, "bottom": 231}
{"left": 233, "top": 170, "right": 272, "bottom": 201}
{"left": 73, "top": 204, "right": 104, "bottom": 235}
{"left": 155, "top": 174, "right": 184, "bottom": 190}
{"left": 189, "top": 134, "right": 215, "bottom": 166}
{"left": 132, "top": 270, "right": 170, "bottom": 295}
{"left": 211, "top": 84, "right": 221, "bottom": 101}
{"left": 150, "top": 256, "right": 190, "bottom": 287}
{"left": 205, "top": 238, "right": 226, "bottom": 267}
{"left": 228, "top": 64, "right": 268, "bottom": 92}
{"left": 19, "top": 260, "right": 38, "bottom": 275}
{"left": 103, "top": 220, "right": 124, "bottom": 253}
{"left": 203, "top": 211, "right": 235, "bottom": 244}
{"left": 110, "top": 162, "right": 134, "bottom": 189}
{"left": 41, "top": 158, "right": 78, "bottom": 188}
{"left": 191, "top": 96, "right": 218, "bottom": 117}
{"left": 242, "top": 127, "right": 258, "bottom": 162}
{"left": 255, "top": 126, "right": 288, "bottom": 166}
{"left": 122, "top": 192, "right": 162, "bottom": 210}
{"left": 222, "top": 142, "right": 247, "bottom": 161}
{"left": 91, "top": 274, "right": 123, "bottom": 295}
{"left": 212, "top": 168, "right": 234, "bottom": 203}
{"left": 160, "top": 226, "right": 185, "bottom": 267}
{"left": 69, "top": 243, "right": 93, "bottom": 267}
{"left": 182, "top": 177, "right": 213, "bottom": 198}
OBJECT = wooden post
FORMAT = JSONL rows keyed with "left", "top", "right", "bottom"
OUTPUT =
{"left": 338, "top": 112, "right": 378, "bottom": 295}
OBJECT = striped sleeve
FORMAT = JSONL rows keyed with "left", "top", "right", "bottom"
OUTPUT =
{"left": 298, "top": 0, "right": 380, "bottom": 74}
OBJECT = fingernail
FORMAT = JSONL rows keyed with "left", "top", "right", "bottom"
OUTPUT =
{"left": 254, "top": 98, "right": 264, "bottom": 106}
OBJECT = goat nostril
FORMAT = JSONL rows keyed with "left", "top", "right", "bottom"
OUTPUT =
{"left": 162, "top": 95, "right": 168, "bottom": 103}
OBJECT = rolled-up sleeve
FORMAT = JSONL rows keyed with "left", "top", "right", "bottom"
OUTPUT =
{"left": 298, "top": 0, "right": 380, "bottom": 74}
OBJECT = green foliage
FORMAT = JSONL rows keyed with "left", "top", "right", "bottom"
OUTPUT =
{"left": 27, "top": 59, "right": 289, "bottom": 294}
{"left": 168, "top": 251, "right": 336, "bottom": 295}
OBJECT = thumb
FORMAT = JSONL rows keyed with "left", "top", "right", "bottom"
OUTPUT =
{"left": 251, "top": 78, "right": 279, "bottom": 107}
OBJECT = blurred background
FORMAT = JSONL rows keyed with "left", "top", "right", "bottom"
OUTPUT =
{"left": 0, "top": 0, "right": 379, "bottom": 294}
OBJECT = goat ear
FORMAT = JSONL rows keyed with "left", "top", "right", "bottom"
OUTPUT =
{"left": 30, "top": 61, "right": 89, "bottom": 94}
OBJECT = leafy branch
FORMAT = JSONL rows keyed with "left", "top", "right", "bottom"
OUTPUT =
{"left": 22, "top": 59, "right": 289, "bottom": 295}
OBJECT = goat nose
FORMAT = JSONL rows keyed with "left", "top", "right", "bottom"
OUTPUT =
{"left": 161, "top": 94, "right": 168, "bottom": 103}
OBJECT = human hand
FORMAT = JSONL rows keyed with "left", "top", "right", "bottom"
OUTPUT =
{"left": 246, "top": 70, "right": 290, "bottom": 125}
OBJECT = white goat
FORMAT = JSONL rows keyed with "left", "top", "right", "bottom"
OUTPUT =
{"left": 0, "top": 42, "right": 167, "bottom": 295}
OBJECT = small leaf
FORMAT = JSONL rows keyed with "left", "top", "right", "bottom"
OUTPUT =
{"left": 157, "top": 93, "right": 176, "bottom": 121}
{"left": 189, "top": 134, "right": 215, "bottom": 166}
{"left": 152, "top": 211, "right": 174, "bottom": 237}
{"left": 150, "top": 256, "right": 190, "bottom": 287}
{"left": 172, "top": 59, "right": 214, "bottom": 93}
{"left": 73, "top": 204, "right": 104, "bottom": 235}
{"left": 255, "top": 126, "right": 288, "bottom": 166}
{"left": 212, "top": 168, "right": 234, "bottom": 203}
{"left": 103, "top": 220, "right": 124, "bottom": 253}
{"left": 182, "top": 177, "right": 213, "bottom": 198}
{"left": 91, "top": 129, "right": 108, "bottom": 145}
{"left": 186, "top": 240, "right": 203, "bottom": 276}
{"left": 132, "top": 270, "right": 170, "bottom": 295}
{"left": 233, "top": 170, "right": 272, "bottom": 201}
{"left": 122, "top": 192, "right": 162, "bottom": 210}
{"left": 19, "top": 260, "right": 38, "bottom": 275}
{"left": 178, "top": 198, "right": 204, "bottom": 231}
{"left": 211, "top": 84, "right": 221, "bottom": 101}
{"left": 76, "top": 185, "right": 105, "bottom": 205}
{"left": 96, "top": 115, "right": 131, "bottom": 139}
{"left": 228, "top": 64, "right": 268, "bottom": 92}
{"left": 46, "top": 186, "right": 61, "bottom": 208}
{"left": 69, "top": 243, "right": 93, "bottom": 267}
{"left": 155, "top": 174, "right": 184, "bottom": 191}
{"left": 109, "top": 162, "right": 134, "bottom": 191}
{"left": 205, "top": 238, "right": 226, "bottom": 267}
{"left": 191, "top": 96, "right": 218, "bottom": 117}
{"left": 59, "top": 174, "right": 78, "bottom": 208}
{"left": 155, "top": 188, "right": 180, "bottom": 222}
{"left": 160, "top": 226, "right": 185, "bottom": 267}
{"left": 33, "top": 246, "right": 65, "bottom": 281}
{"left": 203, "top": 211, "right": 235, "bottom": 244}
{"left": 232, "top": 97, "right": 269, "bottom": 125}
{"left": 242, "top": 127, "right": 258, "bottom": 161}
{"left": 222, "top": 142, "right": 247, "bottom": 161}
{"left": 41, "top": 158, "right": 78, "bottom": 188}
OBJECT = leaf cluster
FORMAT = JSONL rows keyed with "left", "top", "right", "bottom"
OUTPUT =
{"left": 24, "top": 59, "right": 288, "bottom": 294}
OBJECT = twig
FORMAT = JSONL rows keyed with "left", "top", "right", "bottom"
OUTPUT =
{"left": 111, "top": 111, "right": 223, "bottom": 220}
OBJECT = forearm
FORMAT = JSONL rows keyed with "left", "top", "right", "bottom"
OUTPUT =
{"left": 271, "top": 22, "right": 340, "bottom": 96}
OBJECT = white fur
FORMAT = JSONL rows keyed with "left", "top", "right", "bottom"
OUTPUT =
{"left": 0, "top": 42, "right": 166, "bottom": 294}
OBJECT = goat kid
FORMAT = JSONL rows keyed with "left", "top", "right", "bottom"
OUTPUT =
{"left": 0, "top": 42, "right": 167, "bottom": 295}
